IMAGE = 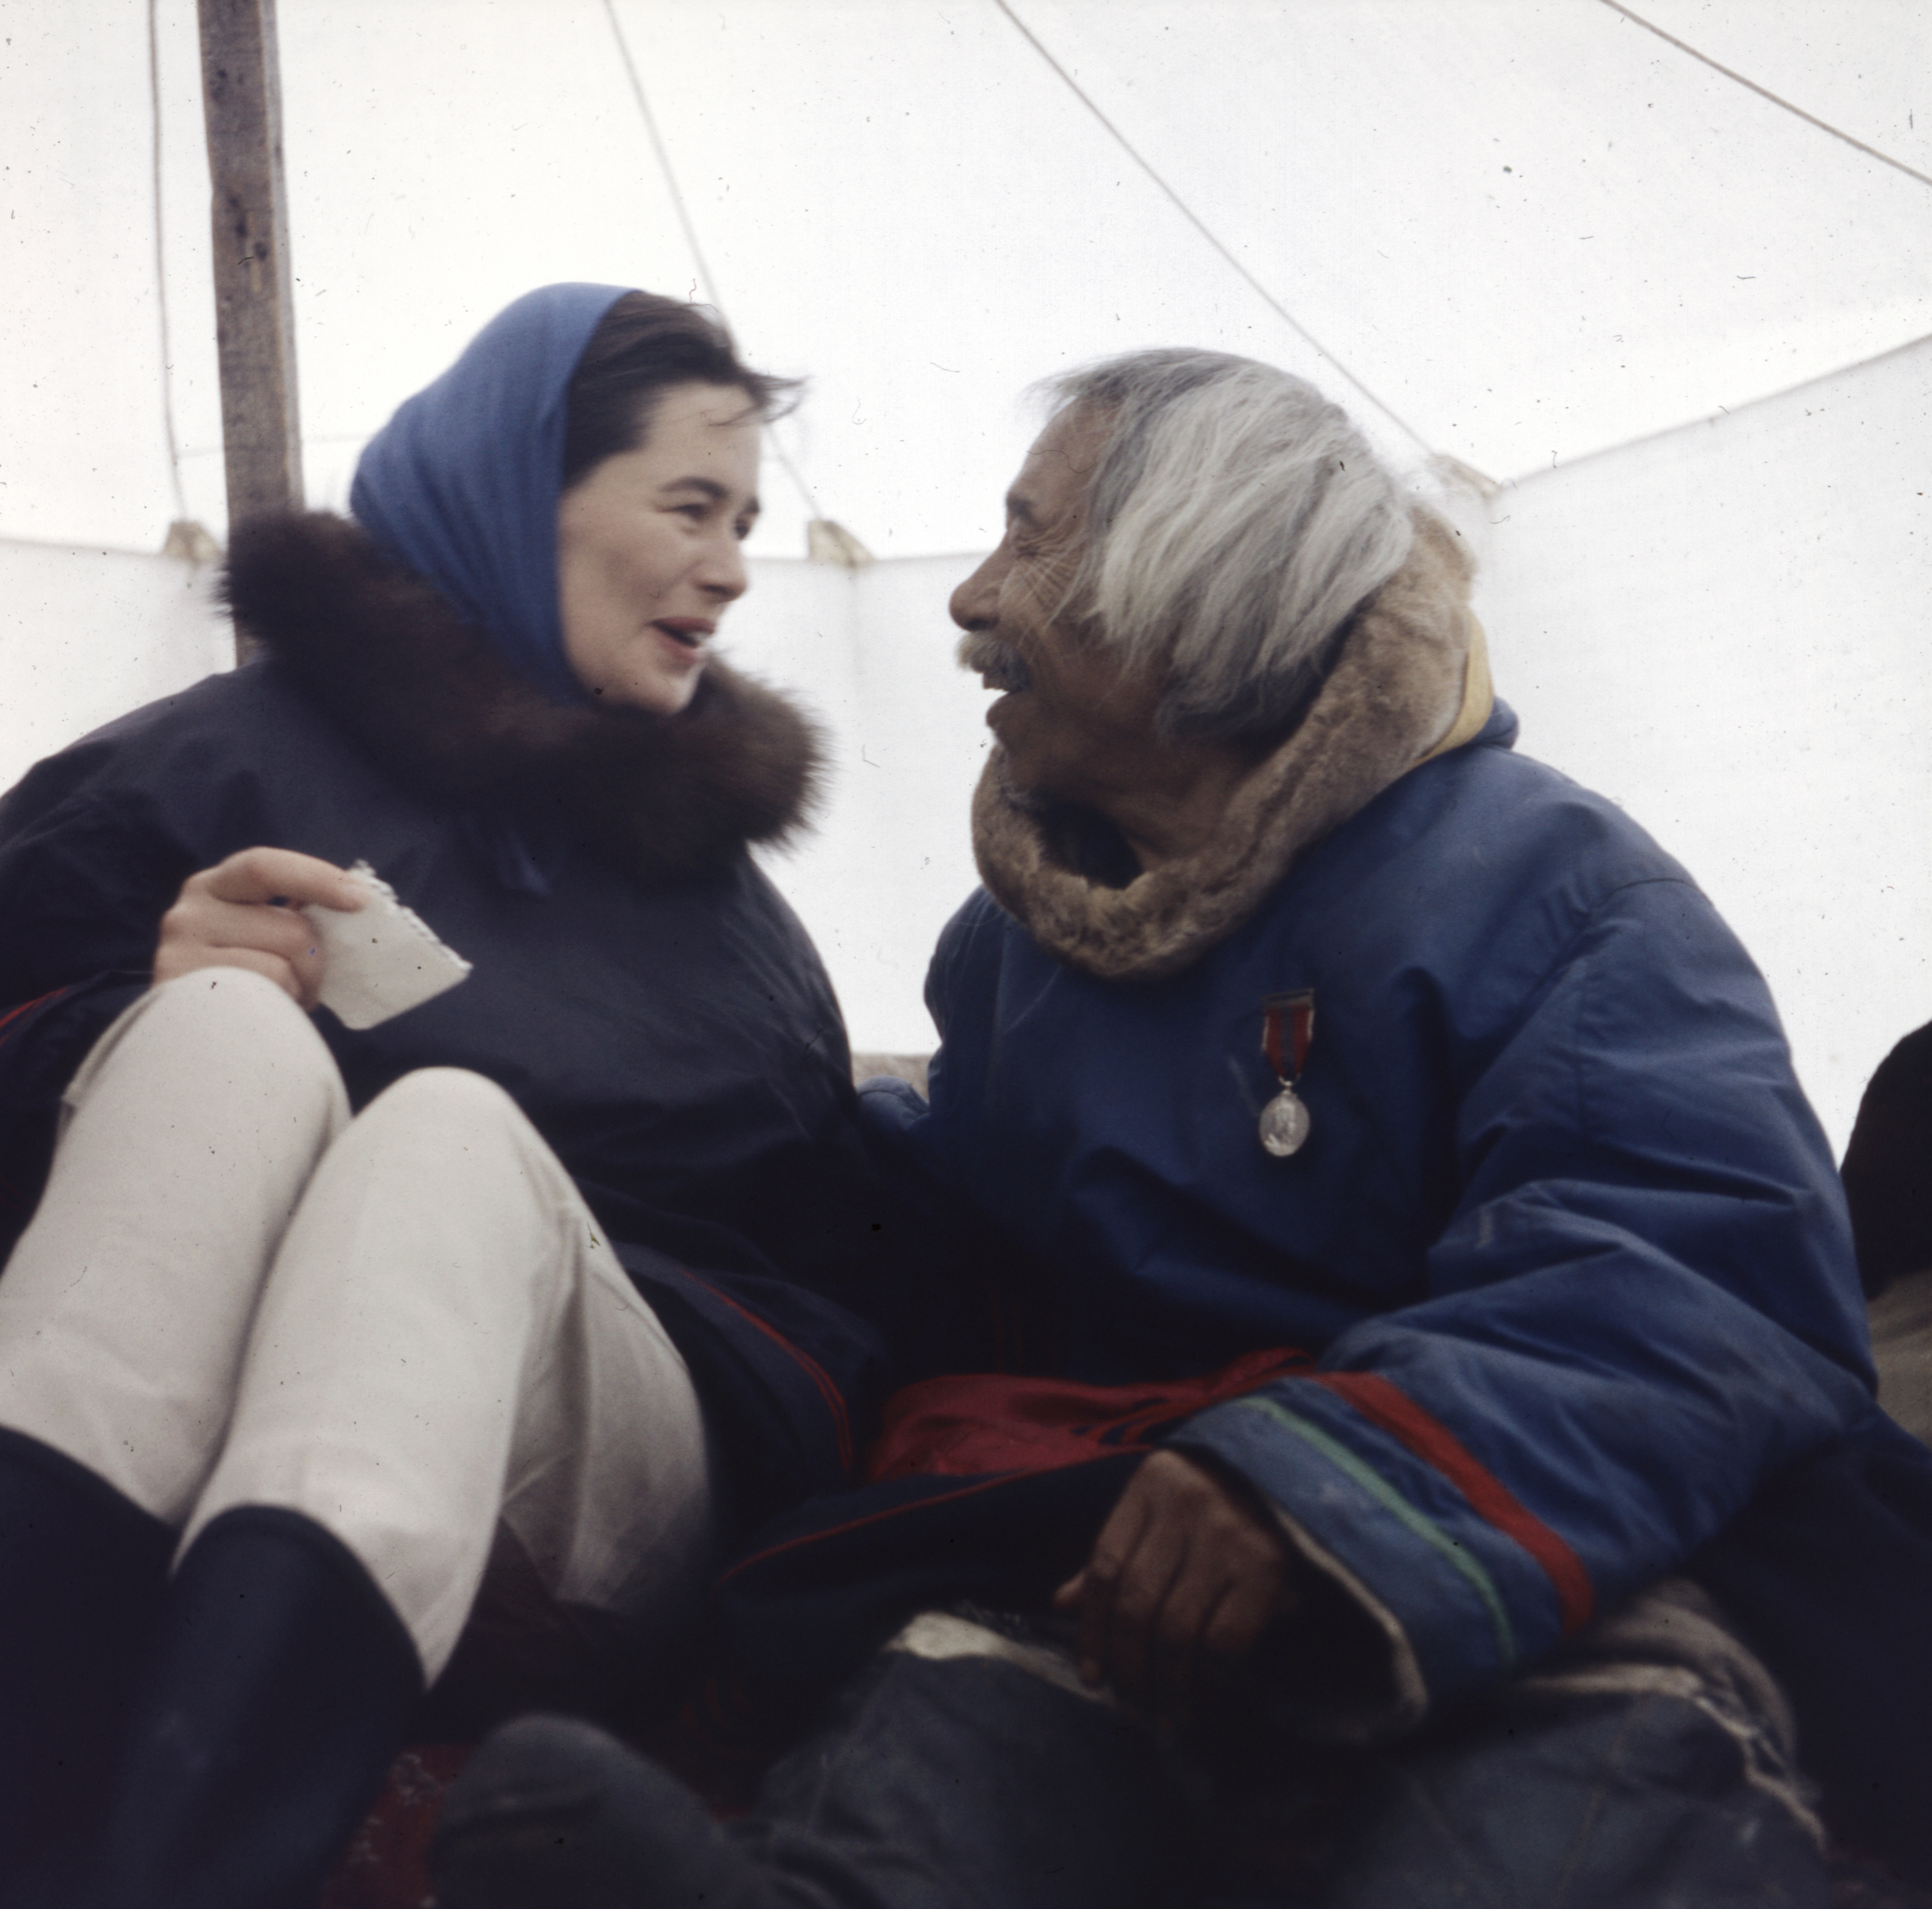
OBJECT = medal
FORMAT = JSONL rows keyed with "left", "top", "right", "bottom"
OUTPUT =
{"left": 1258, "top": 1084, "right": 1311, "bottom": 1157}
{"left": 1259, "top": 990, "right": 1316, "bottom": 1157}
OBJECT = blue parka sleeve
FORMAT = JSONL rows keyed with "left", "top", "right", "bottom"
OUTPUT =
{"left": 1170, "top": 872, "right": 1874, "bottom": 1719}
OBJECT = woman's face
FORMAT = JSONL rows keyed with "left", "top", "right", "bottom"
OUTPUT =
{"left": 557, "top": 381, "right": 762, "bottom": 714}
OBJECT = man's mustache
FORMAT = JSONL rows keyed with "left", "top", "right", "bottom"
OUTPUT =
{"left": 957, "top": 632, "right": 1033, "bottom": 693}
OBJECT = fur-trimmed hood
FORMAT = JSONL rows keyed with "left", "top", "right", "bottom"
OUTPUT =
{"left": 222, "top": 510, "right": 822, "bottom": 884}
{"left": 970, "top": 510, "right": 1489, "bottom": 981}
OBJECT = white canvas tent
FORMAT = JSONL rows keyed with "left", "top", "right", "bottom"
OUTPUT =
{"left": 2, "top": 0, "right": 1928, "bottom": 1145}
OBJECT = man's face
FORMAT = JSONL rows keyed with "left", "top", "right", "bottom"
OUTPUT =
{"left": 950, "top": 406, "right": 1167, "bottom": 806}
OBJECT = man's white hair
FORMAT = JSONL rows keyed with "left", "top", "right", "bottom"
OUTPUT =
{"left": 1040, "top": 350, "right": 1416, "bottom": 741}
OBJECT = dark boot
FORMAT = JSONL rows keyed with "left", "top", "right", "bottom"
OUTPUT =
{"left": 80, "top": 1503, "right": 425, "bottom": 1909}
{"left": 434, "top": 1619, "right": 1192, "bottom": 1909}
{"left": 0, "top": 1427, "right": 173, "bottom": 1896}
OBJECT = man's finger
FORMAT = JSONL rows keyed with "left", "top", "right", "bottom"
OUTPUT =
{"left": 1073, "top": 1482, "right": 1154, "bottom": 1686}
{"left": 1101, "top": 1513, "right": 1189, "bottom": 1716}
{"left": 1145, "top": 1548, "right": 1228, "bottom": 1730}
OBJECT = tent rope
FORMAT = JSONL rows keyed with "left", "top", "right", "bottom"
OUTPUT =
{"left": 1598, "top": 0, "right": 1932, "bottom": 192}
{"left": 598, "top": 0, "right": 825, "bottom": 525}
{"left": 990, "top": 0, "right": 1433, "bottom": 454}
{"left": 148, "top": 0, "right": 190, "bottom": 525}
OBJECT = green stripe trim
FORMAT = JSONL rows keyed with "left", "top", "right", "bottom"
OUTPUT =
{"left": 1235, "top": 1395, "right": 1517, "bottom": 1672}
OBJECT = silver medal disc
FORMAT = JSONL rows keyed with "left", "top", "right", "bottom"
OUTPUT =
{"left": 1258, "top": 1086, "right": 1311, "bottom": 1157}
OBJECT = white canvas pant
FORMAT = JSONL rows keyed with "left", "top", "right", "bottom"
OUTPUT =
{"left": 0, "top": 969, "right": 713, "bottom": 1680}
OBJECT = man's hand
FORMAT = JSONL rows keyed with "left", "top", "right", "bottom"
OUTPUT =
{"left": 1052, "top": 1448, "right": 1300, "bottom": 1729}
{"left": 153, "top": 847, "right": 365, "bottom": 1010}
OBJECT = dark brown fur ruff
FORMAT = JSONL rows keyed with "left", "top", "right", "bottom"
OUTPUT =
{"left": 971, "top": 510, "right": 1478, "bottom": 981}
{"left": 222, "top": 511, "right": 823, "bottom": 882}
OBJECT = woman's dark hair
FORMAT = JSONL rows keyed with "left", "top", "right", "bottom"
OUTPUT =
{"left": 560, "top": 291, "right": 802, "bottom": 491}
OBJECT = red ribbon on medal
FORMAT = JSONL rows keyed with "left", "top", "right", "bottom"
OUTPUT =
{"left": 1258, "top": 989, "right": 1316, "bottom": 1157}
{"left": 1261, "top": 990, "right": 1316, "bottom": 1083}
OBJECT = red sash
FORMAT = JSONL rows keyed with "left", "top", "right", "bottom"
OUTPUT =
{"left": 864, "top": 1344, "right": 1313, "bottom": 1484}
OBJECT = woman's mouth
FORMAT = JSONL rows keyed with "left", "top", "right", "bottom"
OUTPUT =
{"left": 653, "top": 619, "right": 714, "bottom": 652}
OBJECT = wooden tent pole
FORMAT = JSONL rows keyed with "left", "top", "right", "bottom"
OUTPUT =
{"left": 197, "top": 0, "right": 302, "bottom": 614}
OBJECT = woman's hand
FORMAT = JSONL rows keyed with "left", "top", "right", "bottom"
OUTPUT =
{"left": 1052, "top": 1448, "right": 1301, "bottom": 1731}
{"left": 153, "top": 848, "right": 365, "bottom": 1010}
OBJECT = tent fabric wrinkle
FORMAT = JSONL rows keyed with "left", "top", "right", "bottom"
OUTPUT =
{"left": 6, "top": 3, "right": 1930, "bottom": 555}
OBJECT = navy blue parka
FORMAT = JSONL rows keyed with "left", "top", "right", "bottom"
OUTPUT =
{"left": 714, "top": 514, "right": 1932, "bottom": 1876}
{"left": 0, "top": 509, "right": 893, "bottom": 1534}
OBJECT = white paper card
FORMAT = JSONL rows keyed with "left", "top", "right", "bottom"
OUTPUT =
{"left": 304, "top": 861, "right": 473, "bottom": 1030}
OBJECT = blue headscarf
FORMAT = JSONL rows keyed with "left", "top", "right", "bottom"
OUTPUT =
{"left": 350, "top": 283, "right": 634, "bottom": 704}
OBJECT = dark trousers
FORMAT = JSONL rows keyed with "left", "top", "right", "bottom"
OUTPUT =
{"left": 729, "top": 1624, "right": 1828, "bottom": 1909}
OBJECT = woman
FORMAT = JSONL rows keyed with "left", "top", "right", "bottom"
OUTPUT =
{"left": 0, "top": 284, "right": 890, "bottom": 1908}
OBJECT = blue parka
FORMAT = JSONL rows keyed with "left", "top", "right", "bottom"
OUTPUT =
{"left": 704, "top": 518, "right": 1930, "bottom": 1876}
{"left": 863, "top": 700, "right": 1876, "bottom": 1718}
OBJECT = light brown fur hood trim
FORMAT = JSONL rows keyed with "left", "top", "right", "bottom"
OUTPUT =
{"left": 971, "top": 511, "right": 1478, "bottom": 981}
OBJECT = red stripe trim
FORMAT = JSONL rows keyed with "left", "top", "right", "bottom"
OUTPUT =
{"left": 1313, "top": 1371, "right": 1595, "bottom": 1635}
{"left": 679, "top": 1271, "right": 854, "bottom": 1476}
{"left": 0, "top": 988, "right": 68, "bottom": 1044}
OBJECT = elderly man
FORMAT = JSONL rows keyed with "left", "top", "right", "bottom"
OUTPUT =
{"left": 434, "top": 354, "right": 1932, "bottom": 1908}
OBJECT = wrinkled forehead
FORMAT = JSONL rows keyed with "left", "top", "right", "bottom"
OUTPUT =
{"left": 1012, "top": 403, "right": 1115, "bottom": 532}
